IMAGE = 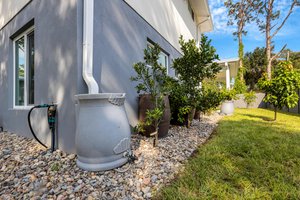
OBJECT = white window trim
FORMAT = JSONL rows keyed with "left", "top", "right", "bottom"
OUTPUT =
{"left": 13, "top": 26, "right": 34, "bottom": 109}
{"left": 147, "top": 42, "right": 169, "bottom": 75}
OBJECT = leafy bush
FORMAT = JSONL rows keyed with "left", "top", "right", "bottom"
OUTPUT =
{"left": 258, "top": 61, "right": 300, "bottom": 120}
{"left": 171, "top": 34, "right": 221, "bottom": 127}
{"left": 197, "top": 81, "right": 223, "bottom": 114}
{"left": 131, "top": 43, "right": 168, "bottom": 138}
{"left": 167, "top": 77, "right": 191, "bottom": 124}
{"left": 233, "top": 78, "right": 247, "bottom": 94}
{"left": 244, "top": 91, "right": 257, "bottom": 108}
{"left": 221, "top": 89, "right": 238, "bottom": 101}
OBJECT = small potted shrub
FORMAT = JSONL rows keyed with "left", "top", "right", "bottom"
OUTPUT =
{"left": 220, "top": 89, "right": 237, "bottom": 115}
{"left": 244, "top": 90, "right": 257, "bottom": 108}
{"left": 131, "top": 43, "right": 170, "bottom": 142}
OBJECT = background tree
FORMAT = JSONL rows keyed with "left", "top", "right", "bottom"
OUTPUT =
{"left": 244, "top": 47, "right": 267, "bottom": 89}
{"left": 279, "top": 49, "right": 300, "bottom": 70}
{"left": 258, "top": 0, "right": 298, "bottom": 79}
{"left": 225, "top": 0, "right": 263, "bottom": 80}
{"left": 258, "top": 61, "right": 300, "bottom": 120}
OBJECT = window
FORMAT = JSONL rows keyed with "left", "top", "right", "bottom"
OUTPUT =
{"left": 147, "top": 41, "right": 169, "bottom": 74}
{"left": 13, "top": 27, "right": 34, "bottom": 107}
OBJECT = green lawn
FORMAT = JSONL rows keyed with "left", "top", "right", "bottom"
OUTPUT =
{"left": 155, "top": 109, "right": 300, "bottom": 199}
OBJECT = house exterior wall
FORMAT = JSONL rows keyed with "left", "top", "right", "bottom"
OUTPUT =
{"left": 91, "top": 0, "right": 182, "bottom": 127}
{"left": 0, "top": 0, "right": 207, "bottom": 153}
{"left": 0, "top": 0, "right": 31, "bottom": 29}
{"left": 0, "top": 0, "right": 79, "bottom": 153}
{"left": 124, "top": 0, "right": 198, "bottom": 51}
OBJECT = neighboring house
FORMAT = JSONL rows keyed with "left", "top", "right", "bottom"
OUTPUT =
{"left": 217, "top": 58, "right": 239, "bottom": 89}
{"left": 0, "top": 0, "right": 213, "bottom": 153}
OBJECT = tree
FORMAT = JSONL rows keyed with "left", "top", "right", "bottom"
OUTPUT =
{"left": 258, "top": 0, "right": 298, "bottom": 79}
{"left": 279, "top": 49, "right": 300, "bottom": 70}
{"left": 258, "top": 61, "right": 300, "bottom": 120}
{"left": 172, "top": 35, "right": 221, "bottom": 127}
{"left": 225, "top": 0, "right": 263, "bottom": 80}
{"left": 244, "top": 47, "right": 267, "bottom": 89}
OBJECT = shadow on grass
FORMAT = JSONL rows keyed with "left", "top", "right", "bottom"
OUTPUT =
{"left": 241, "top": 113, "right": 274, "bottom": 121}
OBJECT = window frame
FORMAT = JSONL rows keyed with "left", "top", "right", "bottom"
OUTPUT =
{"left": 13, "top": 26, "right": 35, "bottom": 109}
{"left": 146, "top": 41, "right": 170, "bottom": 75}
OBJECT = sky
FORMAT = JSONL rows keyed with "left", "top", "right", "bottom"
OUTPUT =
{"left": 206, "top": 0, "right": 300, "bottom": 60}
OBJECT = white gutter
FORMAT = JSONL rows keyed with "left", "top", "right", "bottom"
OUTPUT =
{"left": 83, "top": 0, "right": 99, "bottom": 94}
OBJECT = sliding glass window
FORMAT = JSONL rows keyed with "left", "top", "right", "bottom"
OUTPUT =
{"left": 14, "top": 27, "right": 34, "bottom": 107}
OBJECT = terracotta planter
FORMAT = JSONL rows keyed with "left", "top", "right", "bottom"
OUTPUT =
{"left": 138, "top": 94, "right": 171, "bottom": 138}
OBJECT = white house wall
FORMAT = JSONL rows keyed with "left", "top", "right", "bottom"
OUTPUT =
{"left": 0, "top": 0, "right": 31, "bottom": 29}
{"left": 124, "top": 0, "right": 198, "bottom": 51}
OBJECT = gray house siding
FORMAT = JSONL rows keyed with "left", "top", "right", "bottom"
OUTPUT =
{"left": 92, "top": 0, "right": 181, "bottom": 125}
{"left": 0, "top": 0, "right": 181, "bottom": 153}
{"left": 0, "top": 0, "right": 79, "bottom": 153}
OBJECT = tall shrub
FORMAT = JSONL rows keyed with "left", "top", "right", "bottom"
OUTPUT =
{"left": 172, "top": 35, "right": 221, "bottom": 127}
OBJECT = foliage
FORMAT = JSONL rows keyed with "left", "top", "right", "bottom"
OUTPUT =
{"left": 278, "top": 49, "right": 300, "bottom": 70}
{"left": 167, "top": 77, "right": 192, "bottom": 124}
{"left": 244, "top": 90, "right": 257, "bottom": 107}
{"left": 221, "top": 89, "right": 238, "bottom": 101}
{"left": 171, "top": 34, "right": 221, "bottom": 126}
{"left": 258, "top": 61, "right": 300, "bottom": 120}
{"left": 155, "top": 108, "right": 300, "bottom": 199}
{"left": 197, "top": 81, "right": 223, "bottom": 114}
{"left": 131, "top": 43, "right": 168, "bottom": 134}
{"left": 233, "top": 78, "right": 247, "bottom": 94}
{"left": 244, "top": 47, "right": 267, "bottom": 89}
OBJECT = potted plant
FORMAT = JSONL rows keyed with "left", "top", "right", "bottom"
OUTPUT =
{"left": 131, "top": 43, "right": 170, "bottom": 143}
{"left": 243, "top": 90, "right": 257, "bottom": 108}
{"left": 220, "top": 89, "right": 237, "bottom": 115}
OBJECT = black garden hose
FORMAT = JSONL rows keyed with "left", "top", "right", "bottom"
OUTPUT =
{"left": 28, "top": 104, "right": 57, "bottom": 151}
{"left": 28, "top": 105, "right": 48, "bottom": 148}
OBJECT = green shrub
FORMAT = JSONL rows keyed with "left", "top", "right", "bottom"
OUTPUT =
{"left": 197, "top": 81, "right": 223, "bottom": 114}
{"left": 131, "top": 43, "right": 168, "bottom": 139}
{"left": 258, "top": 61, "right": 300, "bottom": 120}
{"left": 233, "top": 78, "right": 247, "bottom": 94}
{"left": 221, "top": 89, "right": 238, "bottom": 101}
{"left": 244, "top": 91, "right": 257, "bottom": 108}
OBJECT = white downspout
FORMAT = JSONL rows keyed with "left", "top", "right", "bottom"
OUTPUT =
{"left": 225, "top": 62, "right": 230, "bottom": 89}
{"left": 83, "top": 0, "right": 99, "bottom": 94}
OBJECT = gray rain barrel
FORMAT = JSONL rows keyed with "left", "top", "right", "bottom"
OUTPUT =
{"left": 75, "top": 93, "right": 131, "bottom": 171}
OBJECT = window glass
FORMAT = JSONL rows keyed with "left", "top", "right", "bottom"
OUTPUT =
{"left": 14, "top": 28, "right": 34, "bottom": 107}
{"left": 15, "top": 37, "right": 25, "bottom": 106}
{"left": 147, "top": 42, "right": 169, "bottom": 73}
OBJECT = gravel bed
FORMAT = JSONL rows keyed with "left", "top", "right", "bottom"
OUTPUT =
{"left": 0, "top": 113, "right": 222, "bottom": 200}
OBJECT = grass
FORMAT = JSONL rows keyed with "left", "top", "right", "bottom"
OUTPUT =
{"left": 155, "top": 109, "right": 300, "bottom": 200}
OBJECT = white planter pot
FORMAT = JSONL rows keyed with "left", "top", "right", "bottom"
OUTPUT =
{"left": 221, "top": 100, "right": 234, "bottom": 115}
{"left": 75, "top": 93, "right": 131, "bottom": 171}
